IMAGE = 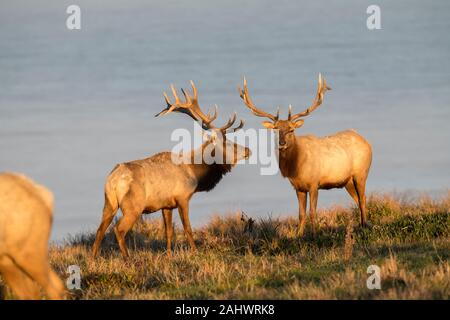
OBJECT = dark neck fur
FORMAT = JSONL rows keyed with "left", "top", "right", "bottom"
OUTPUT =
{"left": 278, "top": 142, "right": 299, "bottom": 178}
{"left": 191, "top": 163, "right": 233, "bottom": 192}
{"left": 186, "top": 140, "right": 234, "bottom": 192}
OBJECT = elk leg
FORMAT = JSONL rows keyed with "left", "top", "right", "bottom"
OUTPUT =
{"left": 354, "top": 178, "right": 368, "bottom": 227}
{"left": 92, "top": 197, "right": 118, "bottom": 257}
{"left": 309, "top": 188, "right": 318, "bottom": 237}
{"left": 162, "top": 209, "right": 174, "bottom": 254}
{"left": 177, "top": 201, "right": 197, "bottom": 250}
{"left": 48, "top": 269, "right": 65, "bottom": 299}
{"left": 37, "top": 265, "right": 64, "bottom": 300}
{"left": 0, "top": 256, "right": 40, "bottom": 299}
{"left": 345, "top": 179, "right": 359, "bottom": 208}
{"left": 113, "top": 186, "right": 143, "bottom": 258}
{"left": 296, "top": 191, "right": 307, "bottom": 237}
{"left": 114, "top": 212, "right": 140, "bottom": 258}
{"left": 10, "top": 255, "right": 64, "bottom": 300}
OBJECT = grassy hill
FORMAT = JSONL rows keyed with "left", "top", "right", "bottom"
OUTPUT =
{"left": 3, "top": 192, "right": 449, "bottom": 299}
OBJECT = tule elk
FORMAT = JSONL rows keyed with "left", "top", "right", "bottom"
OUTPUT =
{"left": 239, "top": 74, "right": 372, "bottom": 236}
{"left": 92, "top": 81, "right": 250, "bottom": 258}
{"left": 0, "top": 172, "right": 65, "bottom": 299}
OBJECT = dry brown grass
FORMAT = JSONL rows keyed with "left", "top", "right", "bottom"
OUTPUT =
{"left": 1, "top": 192, "right": 448, "bottom": 299}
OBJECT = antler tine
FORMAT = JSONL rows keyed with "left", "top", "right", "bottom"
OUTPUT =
{"left": 238, "top": 77, "right": 278, "bottom": 122}
{"left": 186, "top": 80, "right": 217, "bottom": 129}
{"left": 190, "top": 80, "right": 198, "bottom": 101}
{"left": 181, "top": 88, "right": 192, "bottom": 104}
{"left": 221, "top": 117, "right": 245, "bottom": 134}
{"left": 289, "top": 73, "right": 331, "bottom": 122}
{"left": 157, "top": 81, "right": 245, "bottom": 133}
{"left": 156, "top": 82, "right": 219, "bottom": 129}
{"left": 233, "top": 119, "right": 245, "bottom": 132}
{"left": 171, "top": 84, "right": 181, "bottom": 104}
{"left": 207, "top": 105, "right": 219, "bottom": 123}
{"left": 155, "top": 91, "right": 175, "bottom": 117}
{"left": 163, "top": 92, "right": 172, "bottom": 107}
{"left": 288, "top": 104, "right": 293, "bottom": 119}
{"left": 219, "top": 112, "right": 237, "bottom": 132}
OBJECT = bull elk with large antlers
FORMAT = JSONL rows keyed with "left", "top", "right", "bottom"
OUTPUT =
{"left": 92, "top": 81, "right": 250, "bottom": 258}
{"left": 239, "top": 74, "right": 372, "bottom": 236}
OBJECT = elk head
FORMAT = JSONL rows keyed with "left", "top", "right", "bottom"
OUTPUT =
{"left": 156, "top": 81, "right": 251, "bottom": 164}
{"left": 239, "top": 74, "right": 331, "bottom": 151}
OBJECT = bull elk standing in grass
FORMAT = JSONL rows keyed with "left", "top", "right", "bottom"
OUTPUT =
{"left": 92, "top": 81, "right": 250, "bottom": 258}
{"left": 0, "top": 172, "right": 65, "bottom": 299}
{"left": 239, "top": 74, "right": 372, "bottom": 236}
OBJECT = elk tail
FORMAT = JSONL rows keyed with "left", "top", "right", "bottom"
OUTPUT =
{"left": 104, "top": 180, "right": 119, "bottom": 216}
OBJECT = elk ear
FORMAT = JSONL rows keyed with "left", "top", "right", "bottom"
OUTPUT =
{"left": 262, "top": 121, "right": 275, "bottom": 129}
{"left": 293, "top": 120, "right": 304, "bottom": 129}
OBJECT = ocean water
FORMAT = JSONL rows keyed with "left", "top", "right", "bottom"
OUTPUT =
{"left": 1, "top": 0, "right": 449, "bottom": 241}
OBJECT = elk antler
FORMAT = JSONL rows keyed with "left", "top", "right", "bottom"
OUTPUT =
{"left": 238, "top": 77, "right": 279, "bottom": 122}
{"left": 155, "top": 81, "right": 214, "bottom": 130}
{"left": 156, "top": 81, "right": 244, "bottom": 133}
{"left": 288, "top": 73, "right": 331, "bottom": 122}
{"left": 216, "top": 112, "right": 245, "bottom": 133}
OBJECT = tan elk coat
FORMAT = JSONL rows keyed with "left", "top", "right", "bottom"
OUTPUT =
{"left": 92, "top": 81, "right": 250, "bottom": 258}
{"left": 0, "top": 172, "right": 65, "bottom": 299}
{"left": 239, "top": 74, "right": 372, "bottom": 235}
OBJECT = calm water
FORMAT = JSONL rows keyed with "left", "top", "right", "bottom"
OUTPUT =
{"left": 1, "top": 0, "right": 449, "bottom": 241}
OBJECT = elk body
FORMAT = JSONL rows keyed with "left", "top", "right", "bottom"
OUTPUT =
{"left": 239, "top": 75, "right": 372, "bottom": 235}
{"left": 0, "top": 172, "right": 65, "bottom": 299}
{"left": 92, "top": 81, "right": 250, "bottom": 258}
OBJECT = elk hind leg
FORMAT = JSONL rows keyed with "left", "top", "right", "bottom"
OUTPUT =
{"left": 0, "top": 256, "right": 40, "bottom": 299}
{"left": 114, "top": 191, "right": 142, "bottom": 258}
{"left": 177, "top": 201, "right": 196, "bottom": 250}
{"left": 162, "top": 209, "right": 174, "bottom": 254}
{"left": 353, "top": 177, "right": 368, "bottom": 227}
{"left": 114, "top": 212, "right": 140, "bottom": 258}
{"left": 345, "top": 179, "right": 360, "bottom": 209}
{"left": 92, "top": 194, "right": 119, "bottom": 256}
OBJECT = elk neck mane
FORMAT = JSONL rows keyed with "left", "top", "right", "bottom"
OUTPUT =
{"left": 191, "top": 162, "right": 232, "bottom": 192}
{"left": 181, "top": 140, "right": 234, "bottom": 192}
{"left": 278, "top": 141, "right": 300, "bottom": 178}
